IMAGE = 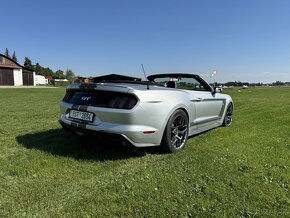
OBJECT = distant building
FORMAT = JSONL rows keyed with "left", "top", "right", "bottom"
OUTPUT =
{"left": 35, "top": 75, "right": 48, "bottom": 85}
{"left": 54, "top": 79, "right": 68, "bottom": 82}
{"left": 75, "top": 76, "right": 94, "bottom": 83}
{"left": 0, "top": 53, "right": 35, "bottom": 86}
{"left": 52, "top": 78, "right": 69, "bottom": 86}
{"left": 45, "top": 76, "right": 53, "bottom": 84}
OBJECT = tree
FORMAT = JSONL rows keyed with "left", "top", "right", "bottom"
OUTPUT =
{"left": 65, "top": 69, "right": 76, "bottom": 84}
{"left": 24, "top": 57, "right": 32, "bottom": 68}
{"left": 55, "top": 70, "right": 65, "bottom": 79}
{"left": 272, "top": 81, "right": 284, "bottom": 86}
{"left": 12, "top": 51, "right": 18, "bottom": 62}
{"left": 43, "top": 67, "right": 54, "bottom": 77}
{"left": 4, "top": 48, "right": 10, "bottom": 58}
{"left": 34, "top": 63, "right": 42, "bottom": 74}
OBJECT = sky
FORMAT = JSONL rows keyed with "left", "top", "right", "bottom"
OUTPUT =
{"left": 2, "top": 0, "right": 290, "bottom": 83}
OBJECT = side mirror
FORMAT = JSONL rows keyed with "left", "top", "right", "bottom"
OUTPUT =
{"left": 213, "top": 87, "right": 223, "bottom": 93}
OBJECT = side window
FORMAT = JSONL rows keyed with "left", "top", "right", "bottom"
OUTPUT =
{"left": 177, "top": 78, "right": 208, "bottom": 91}
{"left": 154, "top": 77, "right": 172, "bottom": 87}
{"left": 153, "top": 77, "right": 210, "bottom": 91}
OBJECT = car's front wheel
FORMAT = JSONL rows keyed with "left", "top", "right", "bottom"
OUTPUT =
{"left": 223, "top": 103, "right": 233, "bottom": 126}
{"left": 161, "top": 109, "right": 189, "bottom": 153}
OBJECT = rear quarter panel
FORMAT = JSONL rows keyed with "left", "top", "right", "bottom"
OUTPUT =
{"left": 131, "top": 89, "right": 194, "bottom": 143}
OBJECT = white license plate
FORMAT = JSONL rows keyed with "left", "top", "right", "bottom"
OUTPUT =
{"left": 69, "top": 110, "right": 94, "bottom": 122}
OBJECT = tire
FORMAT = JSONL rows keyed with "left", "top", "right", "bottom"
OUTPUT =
{"left": 223, "top": 103, "right": 233, "bottom": 127}
{"left": 161, "top": 109, "right": 189, "bottom": 153}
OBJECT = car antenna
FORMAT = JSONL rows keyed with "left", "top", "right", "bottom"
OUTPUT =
{"left": 141, "top": 64, "right": 150, "bottom": 90}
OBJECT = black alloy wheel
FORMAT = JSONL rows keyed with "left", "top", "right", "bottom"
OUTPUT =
{"left": 223, "top": 103, "right": 233, "bottom": 126}
{"left": 161, "top": 109, "right": 189, "bottom": 153}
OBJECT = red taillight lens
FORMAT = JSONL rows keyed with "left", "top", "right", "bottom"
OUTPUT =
{"left": 143, "top": 131, "right": 155, "bottom": 134}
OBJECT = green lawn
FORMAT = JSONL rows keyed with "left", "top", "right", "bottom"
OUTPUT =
{"left": 0, "top": 87, "right": 289, "bottom": 217}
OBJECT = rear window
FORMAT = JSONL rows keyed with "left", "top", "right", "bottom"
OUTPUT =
{"left": 63, "top": 90, "right": 138, "bottom": 109}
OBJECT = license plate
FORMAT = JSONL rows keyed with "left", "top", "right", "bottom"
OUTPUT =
{"left": 69, "top": 110, "right": 94, "bottom": 122}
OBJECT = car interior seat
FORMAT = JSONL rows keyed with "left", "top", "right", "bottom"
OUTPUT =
{"left": 167, "top": 81, "right": 177, "bottom": 88}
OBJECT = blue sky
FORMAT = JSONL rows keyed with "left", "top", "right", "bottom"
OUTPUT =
{"left": 2, "top": 0, "right": 290, "bottom": 83}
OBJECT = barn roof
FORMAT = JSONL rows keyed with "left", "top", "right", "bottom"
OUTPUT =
{"left": 0, "top": 53, "right": 34, "bottom": 72}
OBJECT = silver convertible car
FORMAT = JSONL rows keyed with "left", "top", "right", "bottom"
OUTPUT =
{"left": 59, "top": 74, "right": 233, "bottom": 152}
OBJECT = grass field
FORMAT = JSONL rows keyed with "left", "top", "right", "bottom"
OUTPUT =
{"left": 0, "top": 87, "right": 289, "bottom": 217}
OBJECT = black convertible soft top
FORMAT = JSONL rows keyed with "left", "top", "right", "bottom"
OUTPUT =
{"left": 78, "top": 73, "right": 213, "bottom": 92}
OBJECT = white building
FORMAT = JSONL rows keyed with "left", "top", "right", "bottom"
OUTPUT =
{"left": 34, "top": 75, "right": 48, "bottom": 85}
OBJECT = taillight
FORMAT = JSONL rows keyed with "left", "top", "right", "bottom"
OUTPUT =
{"left": 64, "top": 90, "right": 138, "bottom": 109}
{"left": 63, "top": 91, "right": 71, "bottom": 102}
{"left": 107, "top": 95, "right": 137, "bottom": 109}
{"left": 124, "top": 97, "right": 137, "bottom": 109}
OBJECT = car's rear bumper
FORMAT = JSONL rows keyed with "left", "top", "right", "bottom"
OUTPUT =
{"left": 59, "top": 119, "right": 132, "bottom": 145}
{"left": 58, "top": 115, "right": 160, "bottom": 148}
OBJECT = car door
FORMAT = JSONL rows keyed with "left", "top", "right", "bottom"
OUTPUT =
{"left": 181, "top": 77, "right": 224, "bottom": 129}
{"left": 191, "top": 90, "right": 225, "bottom": 128}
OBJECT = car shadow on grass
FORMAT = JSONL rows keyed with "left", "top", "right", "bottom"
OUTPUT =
{"left": 16, "top": 128, "right": 161, "bottom": 161}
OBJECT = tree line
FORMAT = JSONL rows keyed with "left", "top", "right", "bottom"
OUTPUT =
{"left": 3, "top": 48, "right": 76, "bottom": 83}
{"left": 3, "top": 48, "right": 289, "bottom": 86}
{"left": 216, "top": 81, "right": 290, "bottom": 87}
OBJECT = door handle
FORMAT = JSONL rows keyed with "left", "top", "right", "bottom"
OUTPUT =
{"left": 190, "top": 97, "right": 204, "bottom": 102}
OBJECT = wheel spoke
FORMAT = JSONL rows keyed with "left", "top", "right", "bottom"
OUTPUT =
{"left": 178, "top": 129, "right": 187, "bottom": 135}
{"left": 171, "top": 127, "right": 178, "bottom": 134}
{"left": 175, "top": 135, "right": 182, "bottom": 140}
{"left": 171, "top": 137, "right": 178, "bottom": 146}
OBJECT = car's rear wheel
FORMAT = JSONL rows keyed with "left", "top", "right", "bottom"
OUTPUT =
{"left": 161, "top": 109, "right": 189, "bottom": 153}
{"left": 223, "top": 103, "right": 233, "bottom": 126}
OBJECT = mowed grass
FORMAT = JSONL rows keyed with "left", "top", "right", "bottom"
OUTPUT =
{"left": 0, "top": 87, "right": 289, "bottom": 217}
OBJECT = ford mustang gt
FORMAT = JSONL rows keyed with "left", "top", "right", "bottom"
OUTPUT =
{"left": 59, "top": 73, "right": 233, "bottom": 152}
